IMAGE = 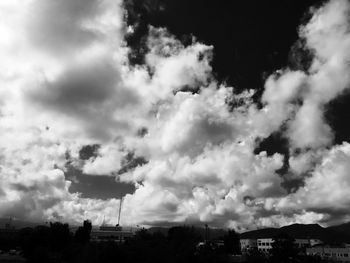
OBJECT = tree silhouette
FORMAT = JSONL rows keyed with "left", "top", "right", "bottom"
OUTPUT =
{"left": 223, "top": 229, "right": 240, "bottom": 254}
{"left": 75, "top": 220, "right": 92, "bottom": 244}
{"left": 270, "top": 232, "right": 298, "bottom": 263}
{"left": 49, "top": 222, "right": 72, "bottom": 251}
{"left": 168, "top": 226, "right": 200, "bottom": 262}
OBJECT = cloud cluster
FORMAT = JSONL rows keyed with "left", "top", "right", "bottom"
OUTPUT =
{"left": 0, "top": 0, "right": 350, "bottom": 230}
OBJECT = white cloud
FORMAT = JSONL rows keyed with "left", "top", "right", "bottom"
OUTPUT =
{"left": 287, "top": 101, "right": 333, "bottom": 149}
{"left": 82, "top": 145, "right": 125, "bottom": 176}
{"left": 25, "top": 0, "right": 124, "bottom": 56}
{"left": 274, "top": 142, "right": 350, "bottom": 226}
{"left": 286, "top": 0, "right": 350, "bottom": 149}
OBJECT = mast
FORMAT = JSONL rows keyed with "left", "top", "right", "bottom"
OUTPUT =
{"left": 117, "top": 197, "right": 123, "bottom": 226}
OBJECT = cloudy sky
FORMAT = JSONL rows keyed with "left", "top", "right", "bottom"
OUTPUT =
{"left": 0, "top": 0, "right": 350, "bottom": 230}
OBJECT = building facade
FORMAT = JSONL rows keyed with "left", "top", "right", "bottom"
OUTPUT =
{"left": 309, "top": 239, "right": 323, "bottom": 246}
{"left": 240, "top": 239, "right": 257, "bottom": 253}
{"left": 295, "top": 239, "right": 312, "bottom": 249}
{"left": 91, "top": 225, "right": 134, "bottom": 242}
{"left": 306, "top": 246, "right": 350, "bottom": 262}
{"left": 257, "top": 238, "right": 274, "bottom": 253}
{"left": 240, "top": 237, "right": 323, "bottom": 255}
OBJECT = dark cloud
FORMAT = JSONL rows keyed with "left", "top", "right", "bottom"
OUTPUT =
{"left": 117, "top": 152, "right": 148, "bottom": 175}
{"left": 136, "top": 127, "right": 148, "bottom": 137}
{"left": 27, "top": 58, "right": 138, "bottom": 139}
{"left": 65, "top": 166, "right": 135, "bottom": 200}
{"left": 313, "top": 208, "right": 350, "bottom": 226}
{"left": 254, "top": 131, "right": 289, "bottom": 156}
{"left": 31, "top": 60, "right": 121, "bottom": 111}
{"left": 280, "top": 174, "right": 305, "bottom": 194}
{"left": 255, "top": 208, "right": 280, "bottom": 219}
{"left": 1, "top": 179, "right": 66, "bottom": 221}
{"left": 79, "top": 144, "right": 100, "bottom": 161}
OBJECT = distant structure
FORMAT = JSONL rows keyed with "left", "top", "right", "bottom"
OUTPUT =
{"left": 116, "top": 196, "right": 123, "bottom": 231}
{"left": 307, "top": 244, "right": 350, "bottom": 262}
{"left": 4, "top": 217, "right": 15, "bottom": 230}
{"left": 90, "top": 197, "right": 134, "bottom": 242}
{"left": 257, "top": 238, "right": 274, "bottom": 253}
{"left": 0, "top": 217, "right": 18, "bottom": 240}
{"left": 240, "top": 238, "right": 257, "bottom": 254}
{"left": 240, "top": 237, "right": 322, "bottom": 255}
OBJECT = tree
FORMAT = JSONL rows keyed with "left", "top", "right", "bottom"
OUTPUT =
{"left": 49, "top": 222, "right": 72, "bottom": 251}
{"left": 246, "top": 249, "right": 268, "bottom": 263}
{"left": 167, "top": 226, "right": 200, "bottom": 263}
{"left": 270, "top": 233, "right": 298, "bottom": 263}
{"left": 223, "top": 229, "right": 240, "bottom": 254}
{"left": 75, "top": 220, "right": 92, "bottom": 244}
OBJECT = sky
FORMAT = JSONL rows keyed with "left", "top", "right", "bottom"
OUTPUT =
{"left": 0, "top": 0, "right": 350, "bottom": 231}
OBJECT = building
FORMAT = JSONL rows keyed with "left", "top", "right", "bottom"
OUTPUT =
{"left": 240, "top": 237, "right": 323, "bottom": 255}
{"left": 307, "top": 245, "right": 350, "bottom": 262}
{"left": 0, "top": 219, "right": 19, "bottom": 240}
{"left": 91, "top": 225, "right": 134, "bottom": 242}
{"left": 295, "top": 239, "right": 312, "bottom": 249}
{"left": 240, "top": 238, "right": 257, "bottom": 253}
{"left": 309, "top": 238, "right": 323, "bottom": 246}
{"left": 257, "top": 238, "right": 274, "bottom": 253}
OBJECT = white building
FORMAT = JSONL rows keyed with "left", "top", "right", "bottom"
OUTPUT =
{"left": 240, "top": 237, "right": 322, "bottom": 254}
{"left": 257, "top": 238, "right": 274, "bottom": 253}
{"left": 91, "top": 225, "right": 134, "bottom": 242}
{"left": 306, "top": 246, "right": 350, "bottom": 262}
{"left": 295, "top": 239, "right": 312, "bottom": 249}
{"left": 240, "top": 239, "right": 257, "bottom": 253}
{"left": 309, "top": 239, "right": 323, "bottom": 247}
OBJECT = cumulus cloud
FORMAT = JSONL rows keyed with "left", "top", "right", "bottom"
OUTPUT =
{"left": 275, "top": 142, "right": 350, "bottom": 226}
{"left": 82, "top": 145, "right": 125, "bottom": 175}
{"left": 287, "top": 0, "right": 350, "bottom": 149}
{"left": 26, "top": 0, "right": 124, "bottom": 56}
{"left": 1, "top": 0, "right": 350, "bottom": 230}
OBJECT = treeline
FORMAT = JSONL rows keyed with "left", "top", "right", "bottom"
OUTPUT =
{"left": 0, "top": 222, "right": 324, "bottom": 263}
{"left": 0, "top": 222, "right": 240, "bottom": 263}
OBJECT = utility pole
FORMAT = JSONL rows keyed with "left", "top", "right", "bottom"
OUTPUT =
{"left": 205, "top": 224, "right": 209, "bottom": 244}
{"left": 117, "top": 197, "right": 123, "bottom": 227}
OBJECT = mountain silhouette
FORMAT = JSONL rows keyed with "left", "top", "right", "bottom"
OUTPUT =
{"left": 240, "top": 223, "right": 350, "bottom": 244}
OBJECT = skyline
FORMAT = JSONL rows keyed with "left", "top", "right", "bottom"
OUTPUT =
{"left": 0, "top": 0, "right": 350, "bottom": 231}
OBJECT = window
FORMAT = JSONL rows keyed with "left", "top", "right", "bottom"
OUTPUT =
{"left": 344, "top": 253, "right": 348, "bottom": 257}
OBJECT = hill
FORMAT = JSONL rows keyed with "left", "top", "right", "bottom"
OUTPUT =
{"left": 148, "top": 226, "right": 228, "bottom": 240}
{"left": 0, "top": 218, "right": 40, "bottom": 229}
{"left": 240, "top": 223, "right": 350, "bottom": 243}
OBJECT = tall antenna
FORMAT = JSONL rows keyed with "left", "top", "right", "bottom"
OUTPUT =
{"left": 117, "top": 196, "right": 123, "bottom": 226}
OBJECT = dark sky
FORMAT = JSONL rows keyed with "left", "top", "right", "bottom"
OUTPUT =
{"left": 125, "top": 0, "right": 350, "bottom": 145}
{"left": 126, "top": 0, "right": 315, "bottom": 86}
